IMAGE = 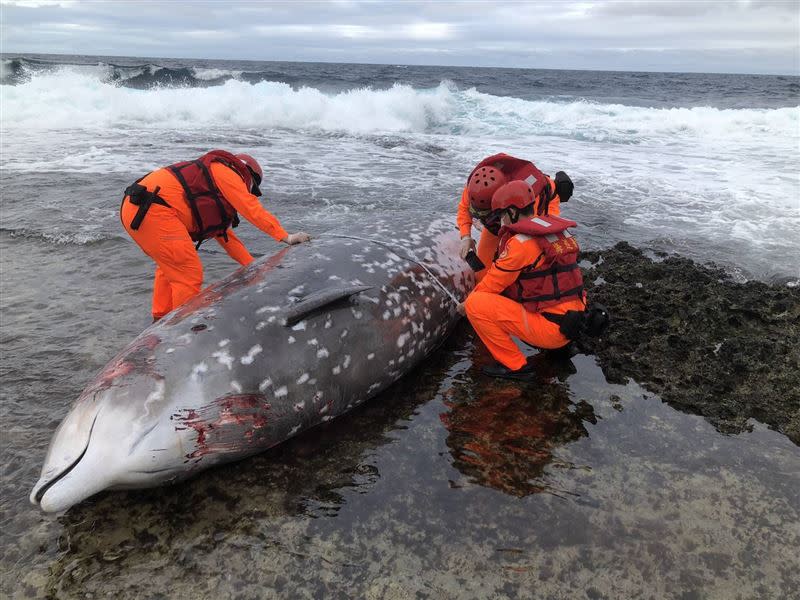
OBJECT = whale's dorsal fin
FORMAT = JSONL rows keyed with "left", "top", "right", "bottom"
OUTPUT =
{"left": 283, "top": 285, "right": 373, "bottom": 326}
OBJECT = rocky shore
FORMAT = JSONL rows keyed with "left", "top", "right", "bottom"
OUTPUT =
{"left": 579, "top": 242, "right": 800, "bottom": 444}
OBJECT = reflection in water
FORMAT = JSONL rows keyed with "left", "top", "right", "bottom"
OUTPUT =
{"left": 5, "top": 326, "right": 799, "bottom": 599}
{"left": 441, "top": 353, "right": 595, "bottom": 497}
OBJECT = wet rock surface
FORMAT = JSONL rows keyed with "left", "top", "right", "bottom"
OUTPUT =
{"left": 579, "top": 242, "right": 800, "bottom": 444}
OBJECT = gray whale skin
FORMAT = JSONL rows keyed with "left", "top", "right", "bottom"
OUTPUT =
{"left": 30, "top": 218, "right": 473, "bottom": 512}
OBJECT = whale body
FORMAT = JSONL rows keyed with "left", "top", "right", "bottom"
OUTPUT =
{"left": 31, "top": 218, "right": 472, "bottom": 512}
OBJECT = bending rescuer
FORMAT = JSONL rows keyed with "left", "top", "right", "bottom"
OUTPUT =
{"left": 456, "top": 153, "right": 574, "bottom": 279}
{"left": 120, "top": 149, "right": 310, "bottom": 321}
{"left": 459, "top": 179, "right": 590, "bottom": 380}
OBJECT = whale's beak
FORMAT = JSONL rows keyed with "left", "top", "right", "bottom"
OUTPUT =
{"left": 30, "top": 391, "right": 106, "bottom": 511}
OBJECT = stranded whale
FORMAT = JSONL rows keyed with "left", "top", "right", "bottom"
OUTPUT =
{"left": 31, "top": 218, "right": 473, "bottom": 512}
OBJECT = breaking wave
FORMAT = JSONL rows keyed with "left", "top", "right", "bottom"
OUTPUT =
{"left": 2, "top": 67, "right": 797, "bottom": 148}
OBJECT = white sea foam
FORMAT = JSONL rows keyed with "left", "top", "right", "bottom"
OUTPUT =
{"left": 2, "top": 71, "right": 796, "bottom": 147}
{"left": 1, "top": 68, "right": 797, "bottom": 277}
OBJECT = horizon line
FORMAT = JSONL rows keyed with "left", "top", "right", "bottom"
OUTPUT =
{"left": 3, "top": 50, "right": 798, "bottom": 78}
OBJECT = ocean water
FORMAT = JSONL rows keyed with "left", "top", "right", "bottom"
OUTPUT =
{"left": 1, "top": 54, "right": 799, "bottom": 597}
{"left": 2, "top": 54, "right": 799, "bottom": 281}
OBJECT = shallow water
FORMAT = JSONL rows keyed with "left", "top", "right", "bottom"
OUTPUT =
{"left": 2, "top": 268, "right": 798, "bottom": 597}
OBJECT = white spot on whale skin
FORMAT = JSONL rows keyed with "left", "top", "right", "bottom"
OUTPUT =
{"left": 294, "top": 401, "right": 305, "bottom": 412}
{"left": 351, "top": 309, "right": 363, "bottom": 319}
{"left": 274, "top": 386, "right": 288, "bottom": 398}
{"left": 292, "top": 321, "right": 307, "bottom": 331}
{"left": 321, "top": 416, "right": 333, "bottom": 422}
{"left": 328, "top": 275, "right": 342, "bottom": 281}
{"left": 382, "top": 311, "right": 391, "bottom": 320}
{"left": 146, "top": 380, "right": 165, "bottom": 405}
{"left": 319, "top": 403, "right": 329, "bottom": 414}
{"left": 340, "top": 329, "right": 348, "bottom": 338}
{"left": 297, "top": 373, "right": 310, "bottom": 384}
{"left": 307, "top": 338, "right": 318, "bottom": 346}
{"left": 259, "top": 378, "right": 272, "bottom": 391}
{"left": 393, "top": 307, "right": 402, "bottom": 317}
{"left": 212, "top": 350, "right": 234, "bottom": 370}
{"left": 166, "top": 348, "right": 175, "bottom": 354}
{"left": 343, "top": 355, "right": 351, "bottom": 369}
{"left": 241, "top": 344, "right": 263, "bottom": 365}
{"left": 256, "top": 305, "right": 281, "bottom": 315}
{"left": 231, "top": 381, "right": 243, "bottom": 393}
{"left": 288, "top": 336, "right": 296, "bottom": 344}
{"left": 289, "top": 284, "right": 306, "bottom": 295}
{"left": 317, "top": 348, "right": 330, "bottom": 358}
{"left": 368, "top": 382, "right": 381, "bottom": 393}
{"left": 289, "top": 424, "right": 301, "bottom": 435}
{"left": 191, "top": 362, "right": 208, "bottom": 380}
{"left": 256, "top": 321, "right": 267, "bottom": 331}
{"left": 332, "top": 366, "right": 341, "bottom": 375}
{"left": 218, "top": 339, "right": 230, "bottom": 348}
{"left": 367, "top": 353, "right": 375, "bottom": 360}
{"left": 397, "top": 333, "right": 411, "bottom": 348}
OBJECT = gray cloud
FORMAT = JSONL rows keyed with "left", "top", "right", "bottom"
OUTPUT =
{"left": 1, "top": 0, "right": 797, "bottom": 74}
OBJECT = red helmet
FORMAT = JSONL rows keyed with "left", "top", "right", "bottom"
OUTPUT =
{"left": 491, "top": 180, "right": 536, "bottom": 212}
{"left": 468, "top": 166, "right": 507, "bottom": 211}
{"left": 236, "top": 153, "right": 263, "bottom": 195}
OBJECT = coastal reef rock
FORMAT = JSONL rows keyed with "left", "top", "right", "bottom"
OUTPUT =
{"left": 579, "top": 242, "right": 800, "bottom": 444}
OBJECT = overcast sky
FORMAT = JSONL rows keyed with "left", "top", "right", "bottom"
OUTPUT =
{"left": 1, "top": 0, "right": 798, "bottom": 74}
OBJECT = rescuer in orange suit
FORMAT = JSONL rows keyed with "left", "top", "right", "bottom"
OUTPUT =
{"left": 120, "top": 149, "right": 311, "bottom": 321}
{"left": 458, "top": 179, "right": 587, "bottom": 380}
{"left": 456, "top": 153, "right": 574, "bottom": 281}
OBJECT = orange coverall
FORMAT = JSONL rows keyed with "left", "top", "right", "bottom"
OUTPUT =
{"left": 457, "top": 180, "right": 561, "bottom": 280}
{"left": 464, "top": 233, "right": 585, "bottom": 371}
{"left": 120, "top": 162, "right": 288, "bottom": 320}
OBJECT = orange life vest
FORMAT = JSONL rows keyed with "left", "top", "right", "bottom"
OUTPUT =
{"left": 497, "top": 215, "right": 584, "bottom": 313}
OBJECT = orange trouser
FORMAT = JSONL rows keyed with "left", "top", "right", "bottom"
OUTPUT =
{"left": 121, "top": 199, "right": 204, "bottom": 320}
{"left": 475, "top": 228, "right": 499, "bottom": 283}
{"left": 465, "top": 292, "right": 577, "bottom": 371}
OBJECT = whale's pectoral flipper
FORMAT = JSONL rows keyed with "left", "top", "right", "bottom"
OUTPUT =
{"left": 282, "top": 285, "right": 373, "bottom": 326}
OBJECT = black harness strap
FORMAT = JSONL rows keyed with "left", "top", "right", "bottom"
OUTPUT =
{"left": 517, "top": 262, "right": 580, "bottom": 279}
{"left": 125, "top": 180, "right": 169, "bottom": 231}
{"left": 167, "top": 162, "right": 206, "bottom": 239}
{"left": 523, "top": 284, "right": 584, "bottom": 304}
